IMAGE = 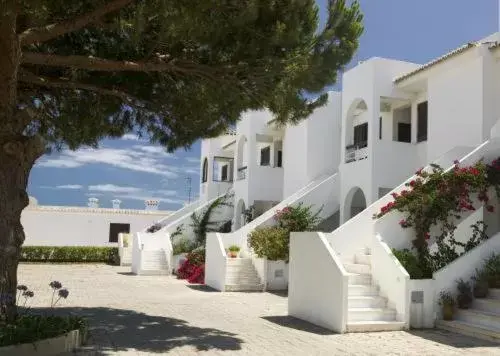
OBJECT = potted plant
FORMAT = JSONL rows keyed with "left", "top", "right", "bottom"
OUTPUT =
{"left": 483, "top": 254, "right": 500, "bottom": 288}
{"left": 456, "top": 279, "right": 473, "bottom": 309}
{"left": 438, "top": 291, "right": 455, "bottom": 321}
{"left": 227, "top": 245, "right": 240, "bottom": 258}
{"left": 472, "top": 268, "right": 489, "bottom": 298}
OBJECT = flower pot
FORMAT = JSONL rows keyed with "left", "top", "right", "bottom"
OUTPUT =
{"left": 442, "top": 304, "right": 454, "bottom": 321}
{"left": 473, "top": 280, "right": 489, "bottom": 298}
{"left": 457, "top": 294, "right": 472, "bottom": 309}
{"left": 228, "top": 251, "right": 238, "bottom": 258}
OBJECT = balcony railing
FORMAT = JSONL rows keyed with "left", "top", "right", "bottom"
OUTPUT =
{"left": 237, "top": 166, "right": 247, "bottom": 180}
{"left": 345, "top": 142, "right": 368, "bottom": 163}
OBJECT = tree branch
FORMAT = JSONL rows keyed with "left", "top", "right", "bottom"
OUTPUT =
{"left": 21, "top": 52, "right": 219, "bottom": 79}
{"left": 19, "top": 0, "right": 135, "bottom": 46}
{"left": 18, "top": 72, "right": 140, "bottom": 104}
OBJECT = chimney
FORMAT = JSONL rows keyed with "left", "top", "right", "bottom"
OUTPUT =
{"left": 112, "top": 199, "right": 122, "bottom": 209}
{"left": 144, "top": 199, "right": 159, "bottom": 211}
{"left": 88, "top": 197, "right": 99, "bottom": 208}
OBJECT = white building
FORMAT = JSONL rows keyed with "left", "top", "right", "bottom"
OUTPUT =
{"left": 22, "top": 197, "right": 171, "bottom": 246}
{"left": 131, "top": 32, "right": 500, "bottom": 339}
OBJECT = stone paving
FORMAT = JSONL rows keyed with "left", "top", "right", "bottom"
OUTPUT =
{"left": 18, "top": 263, "right": 500, "bottom": 355}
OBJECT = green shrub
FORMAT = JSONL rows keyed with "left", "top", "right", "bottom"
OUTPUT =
{"left": 228, "top": 245, "right": 240, "bottom": 252}
{"left": 20, "top": 246, "right": 119, "bottom": 265}
{"left": 483, "top": 253, "right": 500, "bottom": 288}
{"left": 248, "top": 227, "right": 289, "bottom": 261}
{"left": 0, "top": 315, "right": 87, "bottom": 347}
{"left": 392, "top": 249, "right": 429, "bottom": 279}
{"left": 172, "top": 237, "right": 195, "bottom": 255}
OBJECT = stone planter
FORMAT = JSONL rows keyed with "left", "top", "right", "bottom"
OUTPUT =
{"left": 0, "top": 329, "right": 84, "bottom": 356}
{"left": 266, "top": 260, "right": 289, "bottom": 291}
{"left": 408, "top": 279, "right": 435, "bottom": 329}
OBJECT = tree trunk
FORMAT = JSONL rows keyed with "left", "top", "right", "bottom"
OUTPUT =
{"left": 0, "top": 137, "right": 42, "bottom": 322}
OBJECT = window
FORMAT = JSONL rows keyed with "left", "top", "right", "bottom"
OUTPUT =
{"left": 398, "top": 123, "right": 411, "bottom": 143}
{"left": 417, "top": 101, "right": 428, "bottom": 142}
{"left": 202, "top": 158, "right": 208, "bottom": 183}
{"left": 277, "top": 150, "right": 283, "bottom": 167}
{"left": 109, "top": 223, "right": 130, "bottom": 243}
{"left": 260, "top": 146, "right": 270, "bottom": 166}
{"left": 379, "top": 117, "right": 382, "bottom": 140}
{"left": 221, "top": 165, "right": 228, "bottom": 181}
{"left": 353, "top": 122, "right": 368, "bottom": 148}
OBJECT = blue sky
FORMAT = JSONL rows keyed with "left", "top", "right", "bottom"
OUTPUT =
{"left": 29, "top": 0, "right": 499, "bottom": 211}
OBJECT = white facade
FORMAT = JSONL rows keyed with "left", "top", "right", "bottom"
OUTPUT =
{"left": 22, "top": 200, "right": 171, "bottom": 246}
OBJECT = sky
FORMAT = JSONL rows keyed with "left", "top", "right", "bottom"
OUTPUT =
{"left": 28, "top": 0, "right": 499, "bottom": 211}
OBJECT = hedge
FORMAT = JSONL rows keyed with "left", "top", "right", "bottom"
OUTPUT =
{"left": 20, "top": 246, "right": 119, "bottom": 265}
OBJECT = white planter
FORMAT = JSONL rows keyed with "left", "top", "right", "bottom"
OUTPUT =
{"left": 266, "top": 260, "right": 289, "bottom": 291}
{"left": 0, "top": 329, "right": 84, "bottom": 356}
{"left": 408, "top": 279, "right": 435, "bottom": 329}
{"left": 172, "top": 253, "right": 188, "bottom": 273}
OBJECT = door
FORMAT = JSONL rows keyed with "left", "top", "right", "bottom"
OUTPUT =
{"left": 109, "top": 223, "right": 130, "bottom": 243}
{"left": 398, "top": 123, "right": 411, "bottom": 143}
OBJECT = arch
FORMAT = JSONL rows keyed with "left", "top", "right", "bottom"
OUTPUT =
{"left": 344, "top": 186, "right": 367, "bottom": 220}
{"left": 234, "top": 199, "right": 247, "bottom": 230}
{"left": 202, "top": 157, "right": 208, "bottom": 183}
{"left": 344, "top": 98, "right": 369, "bottom": 162}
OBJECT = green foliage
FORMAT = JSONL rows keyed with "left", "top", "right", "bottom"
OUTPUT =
{"left": 0, "top": 314, "right": 87, "bottom": 347}
{"left": 274, "top": 203, "right": 323, "bottom": 232}
{"left": 248, "top": 227, "right": 289, "bottom": 261}
{"left": 228, "top": 245, "right": 240, "bottom": 252}
{"left": 190, "top": 193, "right": 233, "bottom": 247}
{"left": 7, "top": 0, "right": 364, "bottom": 151}
{"left": 170, "top": 225, "right": 184, "bottom": 240}
{"left": 172, "top": 237, "right": 196, "bottom": 255}
{"left": 456, "top": 278, "right": 473, "bottom": 309}
{"left": 20, "top": 246, "right": 119, "bottom": 265}
{"left": 392, "top": 249, "right": 427, "bottom": 279}
{"left": 186, "top": 246, "right": 206, "bottom": 267}
{"left": 438, "top": 291, "right": 455, "bottom": 307}
{"left": 483, "top": 253, "right": 500, "bottom": 288}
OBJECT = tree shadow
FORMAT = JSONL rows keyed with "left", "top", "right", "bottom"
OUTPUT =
{"left": 32, "top": 307, "right": 243, "bottom": 355}
{"left": 406, "top": 329, "right": 499, "bottom": 348}
{"left": 261, "top": 316, "right": 335, "bottom": 335}
{"left": 186, "top": 284, "right": 219, "bottom": 292}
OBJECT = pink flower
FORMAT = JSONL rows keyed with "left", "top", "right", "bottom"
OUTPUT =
{"left": 424, "top": 232, "right": 430, "bottom": 240}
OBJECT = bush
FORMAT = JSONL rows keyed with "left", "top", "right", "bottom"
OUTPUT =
{"left": 483, "top": 253, "right": 500, "bottom": 288}
{"left": 248, "top": 227, "right": 289, "bottom": 261}
{"left": 172, "top": 237, "right": 195, "bottom": 255}
{"left": 0, "top": 315, "right": 87, "bottom": 347}
{"left": 392, "top": 249, "right": 429, "bottom": 279}
{"left": 20, "top": 246, "right": 119, "bottom": 265}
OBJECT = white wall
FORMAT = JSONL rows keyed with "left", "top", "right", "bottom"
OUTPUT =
{"left": 283, "top": 120, "right": 308, "bottom": 198}
{"left": 22, "top": 207, "right": 169, "bottom": 246}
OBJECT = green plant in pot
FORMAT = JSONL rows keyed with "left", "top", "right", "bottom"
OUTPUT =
{"left": 227, "top": 245, "right": 240, "bottom": 258}
{"left": 438, "top": 291, "right": 455, "bottom": 320}
{"left": 472, "top": 268, "right": 489, "bottom": 298}
{"left": 483, "top": 253, "right": 500, "bottom": 288}
{"left": 456, "top": 279, "right": 473, "bottom": 309}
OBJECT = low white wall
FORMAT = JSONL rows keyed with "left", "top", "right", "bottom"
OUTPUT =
{"left": 118, "top": 233, "right": 133, "bottom": 266}
{"left": 205, "top": 233, "right": 228, "bottom": 291}
{"left": 22, "top": 207, "right": 169, "bottom": 246}
{"left": 288, "top": 232, "right": 348, "bottom": 333}
{"left": 372, "top": 234, "right": 410, "bottom": 327}
{"left": 266, "top": 260, "right": 289, "bottom": 291}
{"left": 131, "top": 232, "right": 142, "bottom": 274}
{"left": 145, "top": 199, "right": 204, "bottom": 232}
{"left": 408, "top": 279, "right": 435, "bottom": 329}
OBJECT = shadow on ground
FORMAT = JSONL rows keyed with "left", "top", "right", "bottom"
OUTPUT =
{"left": 262, "top": 315, "right": 335, "bottom": 335}
{"left": 186, "top": 284, "right": 219, "bottom": 292}
{"left": 33, "top": 307, "right": 243, "bottom": 355}
{"left": 407, "top": 329, "right": 499, "bottom": 348}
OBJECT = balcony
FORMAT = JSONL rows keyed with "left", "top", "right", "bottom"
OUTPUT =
{"left": 345, "top": 142, "right": 368, "bottom": 163}
{"left": 237, "top": 166, "right": 247, "bottom": 180}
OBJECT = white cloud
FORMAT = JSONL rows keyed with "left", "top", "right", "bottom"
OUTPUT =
{"left": 185, "top": 157, "right": 200, "bottom": 164}
{"left": 115, "top": 194, "right": 184, "bottom": 205}
{"left": 37, "top": 146, "right": 179, "bottom": 178}
{"left": 121, "top": 134, "right": 141, "bottom": 141}
{"left": 88, "top": 184, "right": 142, "bottom": 194}
{"left": 41, "top": 184, "right": 83, "bottom": 190}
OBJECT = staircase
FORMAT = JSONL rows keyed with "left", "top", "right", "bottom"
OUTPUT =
{"left": 436, "top": 288, "right": 500, "bottom": 343}
{"left": 225, "top": 258, "right": 264, "bottom": 292}
{"left": 138, "top": 250, "right": 170, "bottom": 275}
{"left": 344, "top": 249, "right": 406, "bottom": 332}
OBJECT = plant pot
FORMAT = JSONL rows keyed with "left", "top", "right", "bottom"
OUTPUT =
{"left": 442, "top": 304, "right": 454, "bottom": 320}
{"left": 473, "top": 281, "right": 489, "bottom": 298}
{"left": 228, "top": 252, "right": 238, "bottom": 258}
{"left": 457, "top": 294, "right": 472, "bottom": 309}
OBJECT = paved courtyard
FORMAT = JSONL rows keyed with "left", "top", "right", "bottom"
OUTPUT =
{"left": 18, "top": 264, "right": 499, "bottom": 355}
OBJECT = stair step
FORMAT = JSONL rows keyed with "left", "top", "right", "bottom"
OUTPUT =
{"left": 473, "top": 297, "right": 500, "bottom": 313}
{"left": 348, "top": 273, "right": 372, "bottom": 285}
{"left": 489, "top": 289, "right": 500, "bottom": 299}
{"left": 225, "top": 284, "right": 264, "bottom": 292}
{"left": 348, "top": 285, "right": 379, "bottom": 296}
{"left": 347, "top": 321, "right": 406, "bottom": 333}
{"left": 436, "top": 320, "right": 500, "bottom": 344}
{"left": 348, "top": 296, "right": 387, "bottom": 308}
{"left": 344, "top": 263, "right": 371, "bottom": 275}
{"left": 348, "top": 308, "right": 397, "bottom": 322}
{"left": 354, "top": 253, "right": 371, "bottom": 266}
{"left": 455, "top": 308, "right": 500, "bottom": 329}
{"left": 226, "top": 258, "right": 253, "bottom": 265}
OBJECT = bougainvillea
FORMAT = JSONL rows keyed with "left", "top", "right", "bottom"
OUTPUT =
{"left": 177, "top": 248, "right": 205, "bottom": 284}
{"left": 374, "top": 158, "right": 500, "bottom": 271}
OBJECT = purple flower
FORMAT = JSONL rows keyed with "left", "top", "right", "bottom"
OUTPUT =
{"left": 17, "top": 285, "right": 28, "bottom": 291}
{"left": 49, "top": 281, "right": 62, "bottom": 290}
{"left": 58, "top": 289, "right": 69, "bottom": 299}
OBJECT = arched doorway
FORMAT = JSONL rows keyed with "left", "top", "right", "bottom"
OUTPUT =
{"left": 344, "top": 187, "right": 367, "bottom": 220}
{"left": 345, "top": 99, "right": 368, "bottom": 163}
{"left": 202, "top": 157, "right": 208, "bottom": 183}
{"left": 234, "top": 199, "right": 246, "bottom": 230}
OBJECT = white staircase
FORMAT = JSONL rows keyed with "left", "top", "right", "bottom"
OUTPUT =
{"left": 436, "top": 288, "right": 500, "bottom": 343}
{"left": 139, "top": 250, "right": 170, "bottom": 275}
{"left": 224, "top": 258, "right": 264, "bottom": 292}
{"left": 344, "top": 249, "right": 406, "bottom": 332}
